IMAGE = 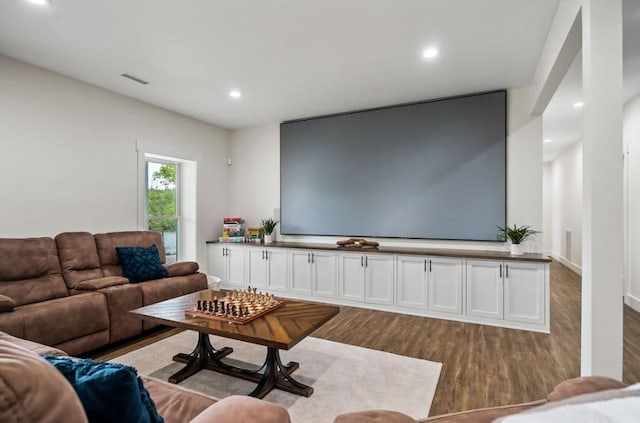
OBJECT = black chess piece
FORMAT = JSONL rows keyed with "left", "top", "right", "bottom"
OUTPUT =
{"left": 208, "top": 301, "right": 213, "bottom": 313}
{"left": 232, "top": 305, "right": 237, "bottom": 316}
{"left": 245, "top": 306, "right": 250, "bottom": 316}
{"left": 197, "top": 300, "right": 202, "bottom": 311}
{"left": 220, "top": 301, "right": 225, "bottom": 314}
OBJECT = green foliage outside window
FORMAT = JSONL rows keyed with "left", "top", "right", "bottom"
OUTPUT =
{"left": 148, "top": 164, "right": 177, "bottom": 232}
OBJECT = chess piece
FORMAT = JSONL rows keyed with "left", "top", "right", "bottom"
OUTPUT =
{"left": 208, "top": 301, "right": 213, "bottom": 313}
{"left": 197, "top": 300, "right": 202, "bottom": 311}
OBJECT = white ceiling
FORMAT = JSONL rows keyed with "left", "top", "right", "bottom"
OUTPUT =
{"left": 0, "top": 0, "right": 560, "bottom": 129}
{"left": 543, "top": 0, "right": 640, "bottom": 162}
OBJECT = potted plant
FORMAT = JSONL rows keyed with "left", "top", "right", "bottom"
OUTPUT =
{"left": 261, "top": 218, "right": 279, "bottom": 244}
{"left": 497, "top": 224, "right": 539, "bottom": 255}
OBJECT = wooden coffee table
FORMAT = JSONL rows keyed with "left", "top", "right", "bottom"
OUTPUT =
{"left": 130, "top": 289, "right": 340, "bottom": 398}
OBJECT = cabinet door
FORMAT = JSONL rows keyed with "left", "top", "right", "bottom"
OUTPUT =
{"left": 225, "top": 246, "right": 246, "bottom": 288}
{"left": 364, "top": 254, "right": 395, "bottom": 305}
{"left": 208, "top": 245, "right": 227, "bottom": 280}
{"left": 266, "top": 248, "right": 288, "bottom": 292}
{"left": 339, "top": 254, "right": 364, "bottom": 302}
{"left": 504, "top": 262, "right": 546, "bottom": 324}
{"left": 289, "top": 250, "right": 312, "bottom": 294}
{"left": 428, "top": 257, "right": 463, "bottom": 314}
{"left": 247, "top": 249, "right": 267, "bottom": 289}
{"left": 396, "top": 255, "right": 428, "bottom": 309}
{"left": 312, "top": 251, "right": 337, "bottom": 298}
{"left": 466, "top": 260, "right": 504, "bottom": 320}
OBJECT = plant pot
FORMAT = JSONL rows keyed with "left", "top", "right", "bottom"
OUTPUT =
{"left": 264, "top": 234, "right": 274, "bottom": 244}
{"left": 510, "top": 244, "right": 523, "bottom": 255}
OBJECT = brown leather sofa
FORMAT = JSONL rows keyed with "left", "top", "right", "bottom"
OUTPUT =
{"left": 334, "top": 377, "right": 630, "bottom": 423}
{"left": 0, "top": 331, "right": 290, "bottom": 423}
{"left": 0, "top": 231, "right": 207, "bottom": 355}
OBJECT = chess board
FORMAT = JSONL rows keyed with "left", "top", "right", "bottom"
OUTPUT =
{"left": 185, "top": 288, "right": 285, "bottom": 325}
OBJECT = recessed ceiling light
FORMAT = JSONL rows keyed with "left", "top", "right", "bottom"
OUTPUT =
{"left": 573, "top": 101, "right": 584, "bottom": 108}
{"left": 422, "top": 47, "right": 439, "bottom": 59}
{"left": 229, "top": 90, "right": 242, "bottom": 99}
{"left": 26, "top": 0, "right": 49, "bottom": 5}
{"left": 544, "top": 139, "right": 552, "bottom": 143}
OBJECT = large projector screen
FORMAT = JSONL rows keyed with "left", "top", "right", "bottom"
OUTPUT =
{"left": 280, "top": 90, "right": 507, "bottom": 241}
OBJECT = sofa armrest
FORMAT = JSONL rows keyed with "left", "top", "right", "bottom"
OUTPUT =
{"left": 75, "top": 276, "right": 129, "bottom": 290}
{"left": 335, "top": 410, "right": 417, "bottom": 423}
{"left": 0, "top": 294, "right": 16, "bottom": 312}
{"left": 189, "top": 395, "right": 290, "bottom": 423}
{"left": 164, "top": 261, "right": 199, "bottom": 277}
{"left": 546, "top": 376, "right": 628, "bottom": 402}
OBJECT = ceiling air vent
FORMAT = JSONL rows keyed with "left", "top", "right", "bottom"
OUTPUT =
{"left": 121, "top": 73, "right": 149, "bottom": 85}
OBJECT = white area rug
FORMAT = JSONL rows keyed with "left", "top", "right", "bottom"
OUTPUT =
{"left": 111, "top": 330, "right": 442, "bottom": 422}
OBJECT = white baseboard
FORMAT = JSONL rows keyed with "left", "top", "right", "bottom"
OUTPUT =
{"left": 545, "top": 251, "right": 582, "bottom": 275}
{"left": 625, "top": 294, "right": 640, "bottom": 312}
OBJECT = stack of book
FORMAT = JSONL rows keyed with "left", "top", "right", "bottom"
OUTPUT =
{"left": 219, "top": 217, "right": 245, "bottom": 243}
{"left": 246, "top": 227, "right": 262, "bottom": 243}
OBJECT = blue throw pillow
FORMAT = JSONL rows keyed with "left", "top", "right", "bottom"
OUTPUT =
{"left": 116, "top": 244, "right": 168, "bottom": 283}
{"left": 43, "top": 356, "right": 164, "bottom": 423}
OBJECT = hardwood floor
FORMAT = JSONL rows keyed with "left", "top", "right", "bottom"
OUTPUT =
{"left": 312, "top": 259, "right": 640, "bottom": 416}
{"left": 93, "top": 260, "right": 640, "bottom": 416}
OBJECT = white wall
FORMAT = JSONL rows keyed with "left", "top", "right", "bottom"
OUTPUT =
{"left": 543, "top": 141, "right": 583, "bottom": 273}
{"left": 227, "top": 87, "right": 544, "bottom": 252}
{"left": 625, "top": 93, "right": 640, "bottom": 311}
{"left": 0, "top": 54, "right": 229, "bottom": 270}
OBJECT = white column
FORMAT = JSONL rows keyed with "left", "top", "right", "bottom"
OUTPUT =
{"left": 581, "top": 0, "right": 624, "bottom": 378}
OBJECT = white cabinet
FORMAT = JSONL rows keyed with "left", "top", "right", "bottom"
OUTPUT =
{"left": 247, "top": 248, "right": 288, "bottom": 292}
{"left": 339, "top": 253, "right": 394, "bottom": 305}
{"left": 288, "top": 250, "right": 337, "bottom": 298}
{"left": 339, "top": 254, "right": 365, "bottom": 301}
{"left": 466, "top": 260, "right": 546, "bottom": 325}
{"left": 208, "top": 245, "right": 245, "bottom": 289}
{"left": 396, "top": 255, "right": 428, "bottom": 309}
{"left": 428, "top": 257, "right": 464, "bottom": 314}
{"left": 466, "top": 260, "right": 504, "bottom": 320}
{"left": 504, "top": 261, "right": 546, "bottom": 325}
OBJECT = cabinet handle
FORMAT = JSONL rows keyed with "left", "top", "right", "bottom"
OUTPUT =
{"left": 262, "top": 250, "right": 265, "bottom": 260}
{"left": 499, "top": 264, "right": 503, "bottom": 278}
{"left": 365, "top": 256, "right": 368, "bottom": 267}
{"left": 506, "top": 265, "right": 509, "bottom": 278}
{"left": 307, "top": 253, "right": 311, "bottom": 263}
{"left": 429, "top": 260, "right": 432, "bottom": 272}
{"left": 424, "top": 259, "right": 427, "bottom": 272}
{"left": 223, "top": 247, "right": 227, "bottom": 257}
{"left": 311, "top": 252, "right": 315, "bottom": 264}
{"left": 361, "top": 256, "right": 364, "bottom": 267}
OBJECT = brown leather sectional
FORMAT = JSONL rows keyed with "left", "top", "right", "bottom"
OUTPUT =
{"left": 0, "top": 231, "right": 207, "bottom": 355}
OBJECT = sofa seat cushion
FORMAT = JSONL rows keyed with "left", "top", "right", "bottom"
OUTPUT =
{"left": 0, "top": 294, "right": 16, "bottom": 312}
{"left": 76, "top": 276, "right": 129, "bottom": 290}
{"left": 190, "top": 395, "right": 291, "bottom": 423}
{"left": 164, "top": 261, "right": 199, "bottom": 277}
{"left": 89, "top": 283, "right": 144, "bottom": 343}
{"left": 18, "top": 292, "right": 109, "bottom": 347}
{"left": 117, "top": 245, "right": 168, "bottom": 283}
{"left": 143, "top": 376, "right": 216, "bottom": 423}
{"left": 0, "top": 237, "right": 69, "bottom": 306}
{"left": 0, "top": 340, "right": 88, "bottom": 423}
{"left": 45, "top": 356, "right": 163, "bottom": 423}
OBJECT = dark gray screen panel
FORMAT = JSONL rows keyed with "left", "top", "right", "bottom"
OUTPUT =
{"left": 280, "top": 90, "right": 506, "bottom": 241}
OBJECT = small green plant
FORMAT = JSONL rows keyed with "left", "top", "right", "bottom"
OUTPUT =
{"left": 261, "top": 218, "right": 279, "bottom": 235}
{"left": 497, "top": 224, "right": 539, "bottom": 244}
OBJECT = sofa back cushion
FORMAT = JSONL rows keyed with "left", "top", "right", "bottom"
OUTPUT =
{"left": 0, "top": 339, "right": 88, "bottom": 423}
{"left": 95, "top": 231, "right": 166, "bottom": 277}
{"left": 55, "top": 232, "right": 104, "bottom": 289}
{"left": 0, "top": 237, "right": 68, "bottom": 306}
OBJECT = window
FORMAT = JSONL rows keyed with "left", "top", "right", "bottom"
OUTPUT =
{"left": 146, "top": 160, "right": 179, "bottom": 263}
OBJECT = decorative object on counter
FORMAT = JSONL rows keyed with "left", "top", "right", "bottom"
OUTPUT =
{"left": 246, "top": 227, "right": 262, "bottom": 243}
{"left": 220, "top": 217, "right": 245, "bottom": 243}
{"left": 336, "top": 238, "right": 380, "bottom": 249}
{"left": 261, "top": 218, "right": 279, "bottom": 244}
{"left": 497, "top": 224, "right": 540, "bottom": 255}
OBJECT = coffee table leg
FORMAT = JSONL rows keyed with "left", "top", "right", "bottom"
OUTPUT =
{"left": 169, "top": 333, "right": 233, "bottom": 384}
{"left": 248, "top": 347, "right": 313, "bottom": 399}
